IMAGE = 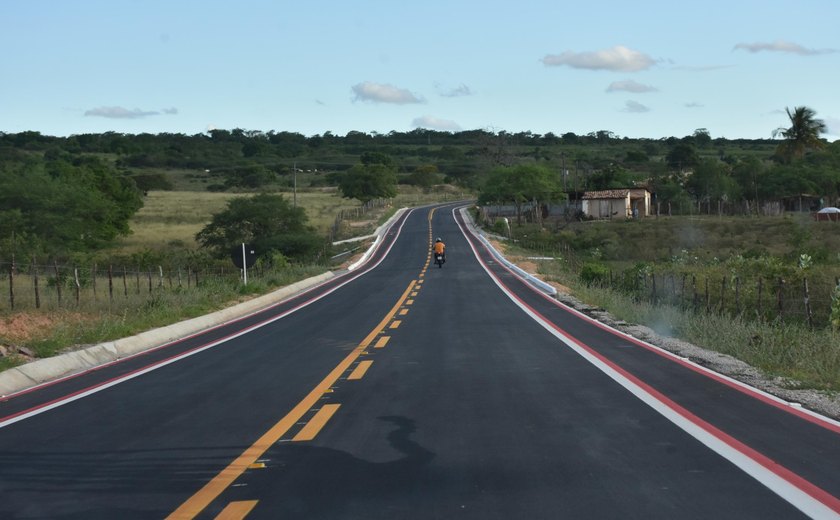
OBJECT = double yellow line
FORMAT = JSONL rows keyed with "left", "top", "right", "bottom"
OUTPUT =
{"left": 168, "top": 279, "right": 418, "bottom": 519}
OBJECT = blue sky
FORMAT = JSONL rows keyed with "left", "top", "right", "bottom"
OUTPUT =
{"left": 2, "top": 0, "right": 838, "bottom": 140}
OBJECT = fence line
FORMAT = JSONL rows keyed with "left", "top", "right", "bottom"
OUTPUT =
{"left": 329, "top": 198, "right": 390, "bottom": 240}
{"left": 0, "top": 258, "right": 281, "bottom": 312}
{"left": 509, "top": 238, "right": 839, "bottom": 329}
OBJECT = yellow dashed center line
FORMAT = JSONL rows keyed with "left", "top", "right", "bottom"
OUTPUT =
{"left": 214, "top": 501, "right": 258, "bottom": 520}
{"left": 390, "top": 321, "right": 401, "bottom": 329}
{"left": 347, "top": 360, "right": 374, "bottom": 380}
{"left": 293, "top": 404, "right": 341, "bottom": 441}
{"left": 167, "top": 280, "right": 417, "bottom": 519}
{"left": 374, "top": 336, "right": 391, "bottom": 349}
{"left": 399, "top": 309, "right": 409, "bottom": 316}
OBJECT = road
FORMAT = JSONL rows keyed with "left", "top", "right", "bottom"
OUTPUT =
{"left": 1, "top": 204, "right": 839, "bottom": 519}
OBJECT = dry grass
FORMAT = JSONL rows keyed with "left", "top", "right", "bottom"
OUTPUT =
{"left": 116, "top": 186, "right": 473, "bottom": 253}
{"left": 114, "top": 190, "right": 361, "bottom": 252}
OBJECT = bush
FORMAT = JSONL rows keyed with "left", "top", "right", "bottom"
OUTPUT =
{"left": 580, "top": 262, "right": 610, "bottom": 285}
{"left": 491, "top": 219, "right": 509, "bottom": 235}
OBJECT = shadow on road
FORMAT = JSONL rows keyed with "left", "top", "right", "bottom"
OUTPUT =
{"left": 230, "top": 415, "right": 438, "bottom": 518}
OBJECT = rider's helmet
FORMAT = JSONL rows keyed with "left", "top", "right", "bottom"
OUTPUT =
{"left": 436, "top": 237, "right": 442, "bottom": 242}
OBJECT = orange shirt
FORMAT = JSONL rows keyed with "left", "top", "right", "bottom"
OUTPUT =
{"left": 433, "top": 242, "right": 445, "bottom": 254}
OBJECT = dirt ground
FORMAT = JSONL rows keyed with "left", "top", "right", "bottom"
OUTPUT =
{"left": 0, "top": 313, "right": 62, "bottom": 343}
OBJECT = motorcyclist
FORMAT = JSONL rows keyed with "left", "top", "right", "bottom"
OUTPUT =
{"left": 433, "top": 237, "right": 446, "bottom": 264}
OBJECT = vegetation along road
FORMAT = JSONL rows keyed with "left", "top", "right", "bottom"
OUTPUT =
{"left": 1, "top": 205, "right": 838, "bottom": 519}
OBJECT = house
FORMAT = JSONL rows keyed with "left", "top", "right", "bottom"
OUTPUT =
{"left": 582, "top": 188, "right": 651, "bottom": 219}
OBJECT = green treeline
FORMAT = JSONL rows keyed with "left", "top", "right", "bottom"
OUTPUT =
{"left": 3, "top": 126, "right": 840, "bottom": 260}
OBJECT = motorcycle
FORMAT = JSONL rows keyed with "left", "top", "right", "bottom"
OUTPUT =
{"left": 434, "top": 252, "right": 445, "bottom": 268}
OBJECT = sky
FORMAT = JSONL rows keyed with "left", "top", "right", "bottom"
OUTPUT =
{"left": 2, "top": 0, "right": 839, "bottom": 141}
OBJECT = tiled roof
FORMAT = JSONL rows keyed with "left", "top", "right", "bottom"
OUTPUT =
{"left": 582, "top": 189, "right": 630, "bottom": 200}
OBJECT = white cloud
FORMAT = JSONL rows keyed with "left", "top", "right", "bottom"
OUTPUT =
{"left": 84, "top": 106, "right": 178, "bottom": 119}
{"left": 622, "top": 100, "right": 650, "bottom": 113}
{"left": 84, "top": 106, "right": 160, "bottom": 119}
{"left": 606, "top": 80, "right": 658, "bottom": 93}
{"left": 542, "top": 45, "right": 656, "bottom": 72}
{"left": 438, "top": 83, "right": 474, "bottom": 97}
{"left": 411, "top": 116, "right": 461, "bottom": 131}
{"left": 352, "top": 81, "right": 424, "bottom": 104}
{"left": 733, "top": 40, "right": 836, "bottom": 56}
{"left": 685, "top": 102, "right": 704, "bottom": 108}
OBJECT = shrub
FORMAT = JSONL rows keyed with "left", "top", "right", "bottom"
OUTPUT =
{"left": 580, "top": 262, "right": 610, "bottom": 285}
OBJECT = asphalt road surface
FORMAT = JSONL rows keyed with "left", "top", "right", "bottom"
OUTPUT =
{"left": 1, "top": 204, "right": 839, "bottom": 519}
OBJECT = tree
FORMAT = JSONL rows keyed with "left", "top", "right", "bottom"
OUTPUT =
{"left": 666, "top": 143, "right": 699, "bottom": 171}
{"left": 588, "top": 163, "right": 634, "bottom": 190}
{"left": 338, "top": 163, "right": 397, "bottom": 203}
{"left": 196, "top": 193, "right": 322, "bottom": 261}
{"left": 772, "top": 106, "right": 827, "bottom": 162}
{"left": 0, "top": 155, "right": 142, "bottom": 255}
{"left": 732, "top": 156, "right": 766, "bottom": 211}
{"left": 478, "top": 165, "right": 564, "bottom": 225}
{"left": 403, "top": 165, "right": 441, "bottom": 189}
{"left": 692, "top": 128, "right": 712, "bottom": 148}
{"left": 684, "top": 159, "right": 738, "bottom": 212}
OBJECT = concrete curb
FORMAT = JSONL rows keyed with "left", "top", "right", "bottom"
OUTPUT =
{"left": 0, "top": 271, "right": 336, "bottom": 397}
{"left": 459, "top": 207, "right": 558, "bottom": 297}
{"left": 346, "top": 207, "right": 409, "bottom": 271}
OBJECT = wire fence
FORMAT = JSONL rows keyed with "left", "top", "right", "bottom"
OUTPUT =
{"left": 0, "top": 259, "right": 290, "bottom": 313}
{"left": 329, "top": 198, "right": 390, "bottom": 241}
{"left": 513, "top": 239, "right": 840, "bottom": 330}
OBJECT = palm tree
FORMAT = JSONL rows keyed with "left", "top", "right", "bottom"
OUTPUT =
{"left": 772, "top": 106, "right": 827, "bottom": 162}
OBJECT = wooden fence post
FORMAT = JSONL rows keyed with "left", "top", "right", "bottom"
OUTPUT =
{"left": 122, "top": 266, "right": 128, "bottom": 297}
{"left": 8, "top": 257, "right": 15, "bottom": 310}
{"left": 92, "top": 263, "right": 97, "bottom": 301}
{"left": 135, "top": 268, "right": 140, "bottom": 294}
{"left": 757, "top": 277, "right": 763, "bottom": 321}
{"left": 777, "top": 277, "right": 785, "bottom": 322}
{"left": 147, "top": 270, "right": 153, "bottom": 293}
{"left": 720, "top": 276, "right": 727, "bottom": 314}
{"left": 692, "top": 275, "right": 698, "bottom": 313}
{"left": 73, "top": 267, "right": 81, "bottom": 305}
{"left": 705, "top": 277, "right": 710, "bottom": 314}
{"left": 32, "top": 256, "right": 40, "bottom": 310}
{"left": 803, "top": 277, "right": 813, "bottom": 329}
{"left": 108, "top": 265, "right": 114, "bottom": 301}
{"left": 54, "top": 260, "right": 62, "bottom": 306}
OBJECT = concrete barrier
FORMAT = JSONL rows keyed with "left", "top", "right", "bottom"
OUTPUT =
{"left": 459, "top": 207, "right": 558, "bottom": 297}
{"left": 0, "top": 271, "right": 336, "bottom": 397}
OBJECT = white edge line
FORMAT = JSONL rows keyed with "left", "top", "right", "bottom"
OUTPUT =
{"left": 0, "top": 209, "right": 416, "bottom": 429}
{"left": 458, "top": 208, "right": 840, "bottom": 431}
{"left": 455, "top": 208, "right": 840, "bottom": 519}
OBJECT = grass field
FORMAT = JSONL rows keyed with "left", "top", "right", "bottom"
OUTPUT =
{"left": 114, "top": 189, "right": 362, "bottom": 253}
{"left": 115, "top": 185, "right": 472, "bottom": 253}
